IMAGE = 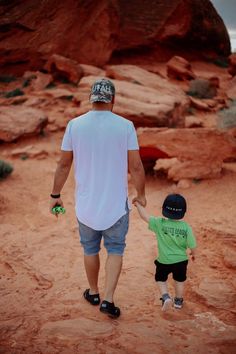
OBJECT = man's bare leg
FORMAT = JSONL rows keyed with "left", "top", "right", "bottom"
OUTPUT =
{"left": 103, "top": 254, "right": 122, "bottom": 303}
{"left": 84, "top": 254, "right": 100, "bottom": 294}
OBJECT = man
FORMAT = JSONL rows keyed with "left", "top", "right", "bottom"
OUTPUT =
{"left": 50, "top": 78, "right": 146, "bottom": 318}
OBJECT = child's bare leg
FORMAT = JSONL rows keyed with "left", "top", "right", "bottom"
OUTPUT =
{"left": 157, "top": 281, "right": 168, "bottom": 296}
{"left": 157, "top": 281, "right": 172, "bottom": 311}
{"left": 173, "top": 281, "right": 185, "bottom": 309}
{"left": 174, "top": 280, "right": 184, "bottom": 298}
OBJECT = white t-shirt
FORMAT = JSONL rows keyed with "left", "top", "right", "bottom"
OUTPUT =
{"left": 61, "top": 110, "right": 139, "bottom": 230}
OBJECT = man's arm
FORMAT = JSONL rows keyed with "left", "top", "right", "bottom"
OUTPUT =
{"left": 134, "top": 201, "right": 150, "bottom": 223}
{"left": 128, "top": 150, "right": 146, "bottom": 206}
{"left": 50, "top": 151, "right": 73, "bottom": 213}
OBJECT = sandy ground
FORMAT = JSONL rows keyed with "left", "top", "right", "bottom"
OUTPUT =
{"left": 0, "top": 131, "right": 236, "bottom": 354}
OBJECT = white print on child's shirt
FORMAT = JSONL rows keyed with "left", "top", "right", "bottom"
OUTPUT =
{"left": 162, "top": 226, "right": 187, "bottom": 238}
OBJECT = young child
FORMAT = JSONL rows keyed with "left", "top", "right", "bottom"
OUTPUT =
{"left": 135, "top": 193, "right": 196, "bottom": 311}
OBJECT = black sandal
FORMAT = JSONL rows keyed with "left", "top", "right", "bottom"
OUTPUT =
{"left": 100, "top": 300, "right": 120, "bottom": 318}
{"left": 83, "top": 289, "right": 100, "bottom": 305}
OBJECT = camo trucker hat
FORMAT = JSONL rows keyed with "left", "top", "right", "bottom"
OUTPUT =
{"left": 90, "top": 78, "right": 115, "bottom": 103}
{"left": 162, "top": 194, "right": 187, "bottom": 220}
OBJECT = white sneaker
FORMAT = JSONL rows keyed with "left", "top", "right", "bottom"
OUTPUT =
{"left": 161, "top": 295, "right": 172, "bottom": 311}
{"left": 174, "top": 297, "right": 184, "bottom": 309}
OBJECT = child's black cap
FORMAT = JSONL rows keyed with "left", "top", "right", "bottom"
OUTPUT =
{"left": 162, "top": 194, "right": 187, "bottom": 220}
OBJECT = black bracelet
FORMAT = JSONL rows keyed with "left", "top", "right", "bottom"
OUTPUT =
{"left": 50, "top": 193, "right": 61, "bottom": 198}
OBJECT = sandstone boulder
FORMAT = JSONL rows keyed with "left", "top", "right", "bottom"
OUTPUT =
{"left": 44, "top": 54, "right": 83, "bottom": 84}
{"left": 228, "top": 54, "right": 236, "bottom": 77}
{"left": 189, "top": 97, "right": 212, "bottom": 111}
{"left": 167, "top": 56, "right": 196, "bottom": 81}
{"left": 137, "top": 127, "right": 236, "bottom": 180}
{"left": 0, "top": 106, "right": 48, "bottom": 142}
{"left": 10, "top": 145, "right": 48, "bottom": 159}
{"left": 154, "top": 157, "right": 222, "bottom": 180}
{"left": 222, "top": 248, "right": 236, "bottom": 270}
{"left": 185, "top": 115, "right": 203, "bottom": 128}
{"left": 193, "top": 278, "right": 235, "bottom": 310}
{"left": 106, "top": 64, "right": 187, "bottom": 95}
{"left": 42, "top": 88, "right": 74, "bottom": 99}
{"left": 226, "top": 76, "right": 236, "bottom": 100}
{"left": 79, "top": 64, "right": 105, "bottom": 77}
{"left": 23, "top": 71, "right": 53, "bottom": 91}
{"left": 75, "top": 71, "right": 189, "bottom": 127}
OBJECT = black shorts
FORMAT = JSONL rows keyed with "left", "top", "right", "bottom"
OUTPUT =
{"left": 154, "top": 260, "right": 188, "bottom": 282}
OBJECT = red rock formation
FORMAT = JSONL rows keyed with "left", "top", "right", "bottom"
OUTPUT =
{"left": 228, "top": 54, "right": 236, "bottom": 77}
{"left": 44, "top": 54, "right": 83, "bottom": 84}
{"left": 226, "top": 76, "right": 236, "bottom": 100}
{"left": 75, "top": 71, "right": 189, "bottom": 127}
{"left": 0, "top": 106, "right": 48, "bottom": 142}
{"left": 167, "top": 56, "right": 196, "bottom": 81}
{"left": 0, "top": 0, "right": 230, "bottom": 74}
{"left": 137, "top": 127, "right": 236, "bottom": 180}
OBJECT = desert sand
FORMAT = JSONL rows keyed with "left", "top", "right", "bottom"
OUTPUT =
{"left": 0, "top": 128, "right": 236, "bottom": 353}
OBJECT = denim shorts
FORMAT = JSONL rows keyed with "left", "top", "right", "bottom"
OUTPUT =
{"left": 78, "top": 211, "right": 129, "bottom": 256}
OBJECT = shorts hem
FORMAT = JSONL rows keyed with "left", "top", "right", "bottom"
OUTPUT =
{"left": 173, "top": 277, "right": 187, "bottom": 282}
{"left": 107, "top": 251, "right": 124, "bottom": 256}
{"left": 84, "top": 251, "right": 100, "bottom": 256}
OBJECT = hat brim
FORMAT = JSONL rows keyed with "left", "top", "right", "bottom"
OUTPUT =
{"left": 162, "top": 208, "right": 185, "bottom": 220}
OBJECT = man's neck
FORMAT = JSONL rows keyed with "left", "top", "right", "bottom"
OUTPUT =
{"left": 92, "top": 102, "right": 113, "bottom": 111}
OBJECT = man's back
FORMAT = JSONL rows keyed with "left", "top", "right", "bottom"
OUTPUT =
{"left": 61, "top": 110, "right": 138, "bottom": 230}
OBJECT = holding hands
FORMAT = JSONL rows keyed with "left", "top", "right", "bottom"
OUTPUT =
{"left": 133, "top": 197, "right": 149, "bottom": 223}
{"left": 132, "top": 194, "right": 147, "bottom": 207}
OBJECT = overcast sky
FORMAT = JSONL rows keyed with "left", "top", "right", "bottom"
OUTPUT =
{"left": 210, "top": 0, "right": 236, "bottom": 30}
{"left": 210, "top": 0, "right": 236, "bottom": 50}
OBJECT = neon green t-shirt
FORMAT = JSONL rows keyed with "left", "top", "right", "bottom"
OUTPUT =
{"left": 148, "top": 216, "right": 196, "bottom": 264}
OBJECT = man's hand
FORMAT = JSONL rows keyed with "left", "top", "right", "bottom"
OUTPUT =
{"left": 50, "top": 197, "right": 64, "bottom": 217}
{"left": 132, "top": 195, "right": 147, "bottom": 207}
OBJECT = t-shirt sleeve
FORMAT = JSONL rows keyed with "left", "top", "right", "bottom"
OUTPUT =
{"left": 148, "top": 216, "right": 158, "bottom": 233}
{"left": 127, "top": 122, "right": 139, "bottom": 150}
{"left": 61, "top": 121, "right": 73, "bottom": 151}
{"left": 186, "top": 225, "right": 197, "bottom": 249}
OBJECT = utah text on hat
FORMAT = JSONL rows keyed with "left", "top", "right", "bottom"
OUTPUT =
{"left": 93, "top": 83, "right": 113, "bottom": 94}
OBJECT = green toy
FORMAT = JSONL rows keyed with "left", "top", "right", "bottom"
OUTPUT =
{"left": 52, "top": 206, "right": 66, "bottom": 214}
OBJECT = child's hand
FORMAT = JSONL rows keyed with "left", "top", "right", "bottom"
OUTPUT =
{"left": 132, "top": 200, "right": 149, "bottom": 223}
{"left": 189, "top": 251, "right": 196, "bottom": 261}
